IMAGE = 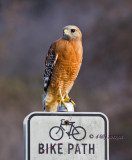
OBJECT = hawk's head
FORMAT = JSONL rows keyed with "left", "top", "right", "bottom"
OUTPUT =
{"left": 63, "top": 25, "right": 82, "bottom": 41}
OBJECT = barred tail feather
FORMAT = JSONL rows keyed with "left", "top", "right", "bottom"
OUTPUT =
{"left": 42, "top": 92, "right": 47, "bottom": 108}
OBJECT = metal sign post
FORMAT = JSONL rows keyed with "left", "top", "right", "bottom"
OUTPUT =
{"left": 23, "top": 112, "right": 109, "bottom": 160}
{"left": 57, "top": 102, "right": 75, "bottom": 112}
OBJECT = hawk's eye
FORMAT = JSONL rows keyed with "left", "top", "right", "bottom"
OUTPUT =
{"left": 71, "top": 29, "right": 75, "bottom": 33}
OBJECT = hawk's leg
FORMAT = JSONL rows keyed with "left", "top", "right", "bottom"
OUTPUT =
{"left": 64, "top": 92, "right": 76, "bottom": 106}
{"left": 58, "top": 89, "right": 68, "bottom": 110}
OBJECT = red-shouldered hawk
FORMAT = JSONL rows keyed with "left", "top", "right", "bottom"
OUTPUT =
{"left": 43, "top": 25, "right": 83, "bottom": 112}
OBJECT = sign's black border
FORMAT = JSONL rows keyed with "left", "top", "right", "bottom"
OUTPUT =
{"left": 27, "top": 113, "right": 108, "bottom": 160}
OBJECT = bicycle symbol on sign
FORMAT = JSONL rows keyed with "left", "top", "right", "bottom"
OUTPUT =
{"left": 49, "top": 119, "right": 86, "bottom": 141}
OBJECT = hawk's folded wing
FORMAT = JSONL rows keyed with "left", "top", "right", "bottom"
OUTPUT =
{"left": 44, "top": 42, "right": 57, "bottom": 92}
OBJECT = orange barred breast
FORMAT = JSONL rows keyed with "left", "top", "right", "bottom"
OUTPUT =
{"left": 50, "top": 60, "right": 81, "bottom": 96}
{"left": 47, "top": 38, "right": 83, "bottom": 99}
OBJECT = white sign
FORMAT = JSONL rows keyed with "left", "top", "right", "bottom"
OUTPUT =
{"left": 23, "top": 112, "right": 109, "bottom": 160}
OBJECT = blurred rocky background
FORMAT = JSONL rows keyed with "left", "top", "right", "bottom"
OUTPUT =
{"left": 0, "top": 0, "right": 132, "bottom": 159}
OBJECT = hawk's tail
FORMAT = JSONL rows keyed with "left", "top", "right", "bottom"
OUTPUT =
{"left": 43, "top": 93, "right": 58, "bottom": 112}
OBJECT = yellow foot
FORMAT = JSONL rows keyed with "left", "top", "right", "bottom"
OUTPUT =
{"left": 64, "top": 93, "right": 76, "bottom": 106}
{"left": 58, "top": 97, "right": 68, "bottom": 110}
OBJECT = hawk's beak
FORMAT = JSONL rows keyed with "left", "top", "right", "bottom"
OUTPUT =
{"left": 64, "top": 29, "right": 71, "bottom": 36}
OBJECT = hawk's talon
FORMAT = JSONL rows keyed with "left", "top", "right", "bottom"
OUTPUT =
{"left": 70, "top": 100, "right": 76, "bottom": 106}
{"left": 64, "top": 92, "right": 76, "bottom": 106}
{"left": 58, "top": 97, "right": 68, "bottom": 110}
